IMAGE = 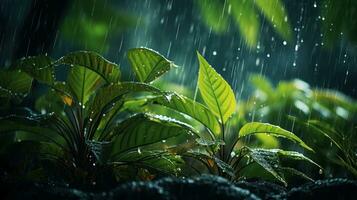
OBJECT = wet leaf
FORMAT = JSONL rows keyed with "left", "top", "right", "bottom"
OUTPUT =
{"left": 57, "top": 51, "right": 121, "bottom": 83}
{"left": 128, "top": 47, "right": 175, "bottom": 83}
{"left": 239, "top": 122, "right": 313, "bottom": 151}
{"left": 197, "top": 52, "right": 236, "bottom": 124}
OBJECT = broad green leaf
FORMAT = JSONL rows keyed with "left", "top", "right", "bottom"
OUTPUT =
{"left": 195, "top": 0, "right": 229, "bottom": 33}
{"left": 229, "top": 0, "right": 259, "bottom": 47}
{"left": 57, "top": 51, "right": 120, "bottom": 83}
{"left": 245, "top": 148, "right": 316, "bottom": 185}
{"left": 67, "top": 66, "right": 103, "bottom": 105}
{"left": 239, "top": 122, "right": 313, "bottom": 151}
{"left": 0, "top": 114, "right": 66, "bottom": 148}
{"left": 127, "top": 48, "right": 175, "bottom": 83}
{"left": 254, "top": 0, "right": 292, "bottom": 42}
{"left": 150, "top": 92, "right": 221, "bottom": 136}
{"left": 113, "top": 150, "right": 184, "bottom": 175}
{"left": 0, "top": 70, "right": 33, "bottom": 98}
{"left": 111, "top": 113, "right": 196, "bottom": 155}
{"left": 14, "top": 55, "right": 54, "bottom": 84}
{"left": 197, "top": 52, "right": 236, "bottom": 123}
{"left": 90, "top": 82, "right": 163, "bottom": 116}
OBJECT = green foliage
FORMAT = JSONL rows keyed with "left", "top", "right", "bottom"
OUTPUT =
{"left": 0, "top": 69, "right": 32, "bottom": 100}
{"left": 239, "top": 122, "right": 313, "bottom": 151}
{"left": 144, "top": 53, "right": 316, "bottom": 185}
{"left": 197, "top": 52, "right": 236, "bottom": 124}
{"left": 128, "top": 48, "right": 175, "bottom": 83}
{"left": 0, "top": 48, "right": 196, "bottom": 185}
{"left": 0, "top": 49, "right": 317, "bottom": 186}
{"left": 247, "top": 74, "right": 357, "bottom": 177}
{"left": 196, "top": 0, "right": 292, "bottom": 47}
{"left": 60, "top": 0, "right": 136, "bottom": 52}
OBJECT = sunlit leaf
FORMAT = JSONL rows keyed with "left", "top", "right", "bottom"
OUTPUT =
{"left": 239, "top": 122, "right": 313, "bottom": 151}
{"left": 197, "top": 52, "right": 236, "bottom": 124}
{"left": 128, "top": 48, "right": 175, "bottom": 83}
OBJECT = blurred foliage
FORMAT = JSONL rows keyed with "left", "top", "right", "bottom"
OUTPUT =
{"left": 321, "top": 0, "right": 357, "bottom": 47}
{"left": 61, "top": 0, "right": 136, "bottom": 52}
{"left": 246, "top": 74, "right": 357, "bottom": 178}
{"left": 195, "top": 0, "right": 292, "bottom": 47}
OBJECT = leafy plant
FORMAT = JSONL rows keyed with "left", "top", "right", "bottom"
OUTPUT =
{"left": 195, "top": 0, "right": 292, "bottom": 47}
{"left": 0, "top": 48, "right": 198, "bottom": 185}
{"left": 0, "top": 48, "right": 318, "bottom": 186}
{"left": 141, "top": 53, "right": 319, "bottom": 185}
{"left": 247, "top": 75, "right": 357, "bottom": 177}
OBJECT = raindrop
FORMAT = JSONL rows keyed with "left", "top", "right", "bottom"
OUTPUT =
{"left": 230, "top": 152, "right": 236, "bottom": 158}
{"left": 319, "top": 169, "right": 323, "bottom": 174}
{"left": 212, "top": 51, "right": 217, "bottom": 56}
{"left": 283, "top": 41, "right": 287, "bottom": 45}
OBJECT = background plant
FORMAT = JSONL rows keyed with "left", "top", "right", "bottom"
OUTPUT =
{"left": 245, "top": 75, "right": 357, "bottom": 177}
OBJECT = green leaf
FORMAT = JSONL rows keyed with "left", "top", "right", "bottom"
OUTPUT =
{"left": 195, "top": 0, "right": 229, "bottom": 33}
{"left": 239, "top": 122, "right": 313, "bottom": 151}
{"left": 254, "top": 0, "right": 292, "bottom": 42}
{"left": 128, "top": 48, "right": 175, "bottom": 83}
{"left": 229, "top": 0, "right": 259, "bottom": 47}
{"left": 111, "top": 113, "right": 196, "bottom": 156}
{"left": 197, "top": 52, "right": 236, "bottom": 123}
{"left": 67, "top": 66, "right": 103, "bottom": 105}
{"left": 57, "top": 51, "right": 120, "bottom": 83}
{"left": 0, "top": 114, "right": 65, "bottom": 148}
{"left": 90, "top": 82, "right": 163, "bottom": 116}
{"left": 14, "top": 55, "right": 54, "bottom": 84}
{"left": 245, "top": 148, "right": 316, "bottom": 186}
{"left": 151, "top": 92, "right": 221, "bottom": 137}
{"left": 113, "top": 150, "right": 184, "bottom": 175}
{"left": 0, "top": 70, "right": 33, "bottom": 98}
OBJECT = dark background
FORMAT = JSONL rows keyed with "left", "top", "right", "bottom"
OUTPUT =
{"left": 0, "top": 0, "right": 356, "bottom": 98}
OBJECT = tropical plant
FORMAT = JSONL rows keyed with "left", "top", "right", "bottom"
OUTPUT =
{"left": 0, "top": 48, "right": 319, "bottom": 186}
{"left": 246, "top": 75, "right": 357, "bottom": 177}
{"left": 0, "top": 49, "right": 200, "bottom": 185}
{"left": 140, "top": 53, "right": 320, "bottom": 185}
{"left": 195, "top": 0, "right": 292, "bottom": 47}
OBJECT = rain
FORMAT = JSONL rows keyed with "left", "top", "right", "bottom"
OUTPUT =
{"left": 1, "top": 0, "right": 357, "bottom": 199}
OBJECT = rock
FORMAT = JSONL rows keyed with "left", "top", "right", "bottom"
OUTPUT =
{"left": 281, "top": 178, "right": 357, "bottom": 200}
{"left": 156, "top": 175, "right": 260, "bottom": 200}
{"left": 2, "top": 176, "right": 357, "bottom": 200}
{"left": 235, "top": 180, "right": 286, "bottom": 200}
